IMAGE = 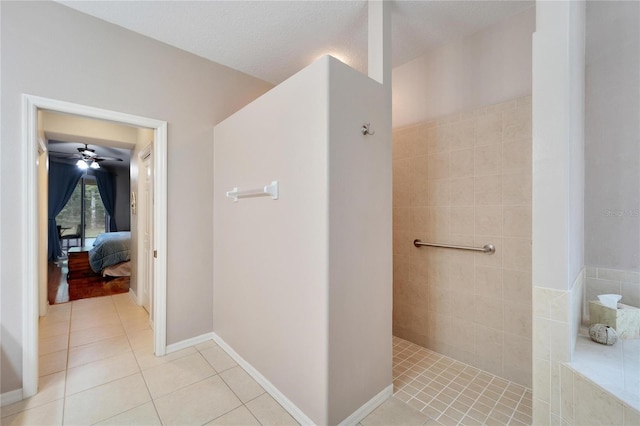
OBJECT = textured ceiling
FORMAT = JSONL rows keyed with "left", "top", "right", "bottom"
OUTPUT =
{"left": 57, "top": 0, "right": 533, "bottom": 85}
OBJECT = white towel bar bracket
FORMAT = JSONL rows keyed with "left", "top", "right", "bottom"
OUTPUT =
{"left": 226, "top": 180, "right": 279, "bottom": 202}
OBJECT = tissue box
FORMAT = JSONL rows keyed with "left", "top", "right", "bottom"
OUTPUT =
{"left": 589, "top": 301, "right": 640, "bottom": 339}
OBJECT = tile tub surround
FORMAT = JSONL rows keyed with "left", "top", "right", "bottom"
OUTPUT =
{"left": 571, "top": 327, "right": 640, "bottom": 413}
{"left": 561, "top": 362, "right": 640, "bottom": 425}
{"left": 392, "top": 96, "right": 532, "bottom": 388}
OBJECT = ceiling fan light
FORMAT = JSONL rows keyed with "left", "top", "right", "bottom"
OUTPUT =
{"left": 90, "top": 161, "right": 100, "bottom": 169}
{"left": 76, "top": 159, "right": 89, "bottom": 170}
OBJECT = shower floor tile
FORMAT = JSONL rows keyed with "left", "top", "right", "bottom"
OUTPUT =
{"left": 393, "top": 336, "right": 532, "bottom": 426}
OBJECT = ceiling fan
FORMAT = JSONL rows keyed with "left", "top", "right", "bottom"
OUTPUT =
{"left": 49, "top": 144, "right": 123, "bottom": 169}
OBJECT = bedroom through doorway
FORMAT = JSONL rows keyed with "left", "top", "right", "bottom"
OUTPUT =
{"left": 22, "top": 94, "right": 169, "bottom": 399}
{"left": 43, "top": 112, "right": 137, "bottom": 305}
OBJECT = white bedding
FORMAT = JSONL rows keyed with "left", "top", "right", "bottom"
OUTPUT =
{"left": 102, "top": 260, "right": 131, "bottom": 277}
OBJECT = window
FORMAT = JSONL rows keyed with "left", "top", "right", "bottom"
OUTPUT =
{"left": 57, "top": 176, "right": 108, "bottom": 245}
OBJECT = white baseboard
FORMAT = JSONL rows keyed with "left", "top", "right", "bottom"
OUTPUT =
{"left": 337, "top": 384, "right": 393, "bottom": 426}
{"left": 1, "top": 388, "right": 23, "bottom": 407}
{"left": 166, "top": 332, "right": 215, "bottom": 354}
{"left": 212, "top": 332, "right": 316, "bottom": 425}
{"left": 128, "top": 288, "right": 139, "bottom": 305}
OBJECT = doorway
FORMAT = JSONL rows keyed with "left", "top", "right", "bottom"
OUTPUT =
{"left": 22, "top": 95, "right": 168, "bottom": 398}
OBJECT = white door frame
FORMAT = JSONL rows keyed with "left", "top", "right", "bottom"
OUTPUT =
{"left": 22, "top": 95, "right": 168, "bottom": 398}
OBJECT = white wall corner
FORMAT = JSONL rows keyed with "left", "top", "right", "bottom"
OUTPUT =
{"left": 165, "top": 332, "right": 215, "bottom": 354}
{"left": 128, "top": 287, "right": 139, "bottom": 305}
{"left": 570, "top": 269, "right": 585, "bottom": 355}
{"left": 337, "top": 385, "right": 393, "bottom": 426}
{"left": 211, "top": 333, "right": 316, "bottom": 426}
{"left": 0, "top": 388, "right": 23, "bottom": 407}
{"left": 367, "top": 0, "right": 391, "bottom": 87}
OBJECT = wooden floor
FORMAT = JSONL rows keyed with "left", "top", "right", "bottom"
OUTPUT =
{"left": 48, "top": 259, "right": 129, "bottom": 305}
{"left": 48, "top": 260, "right": 70, "bottom": 304}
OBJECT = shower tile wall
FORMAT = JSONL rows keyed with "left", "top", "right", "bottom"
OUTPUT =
{"left": 392, "top": 96, "right": 532, "bottom": 388}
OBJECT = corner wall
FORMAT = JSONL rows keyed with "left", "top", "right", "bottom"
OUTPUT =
{"left": 531, "top": 0, "right": 585, "bottom": 423}
{"left": 213, "top": 56, "right": 391, "bottom": 425}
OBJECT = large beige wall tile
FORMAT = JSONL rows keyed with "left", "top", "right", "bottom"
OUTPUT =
{"left": 503, "top": 269, "right": 532, "bottom": 303}
{"left": 475, "top": 175, "right": 502, "bottom": 205}
{"left": 574, "top": 374, "right": 623, "bottom": 425}
{"left": 476, "top": 112, "right": 503, "bottom": 147}
{"left": 503, "top": 140, "right": 532, "bottom": 173}
{"left": 450, "top": 148, "right": 474, "bottom": 179}
{"left": 475, "top": 266, "right": 503, "bottom": 298}
{"left": 503, "top": 205, "right": 532, "bottom": 238}
{"left": 475, "top": 145, "right": 502, "bottom": 176}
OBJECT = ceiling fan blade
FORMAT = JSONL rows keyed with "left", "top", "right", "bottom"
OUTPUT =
{"left": 49, "top": 152, "right": 82, "bottom": 159}
{"left": 94, "top": 156, "right": 123, "bottom": 162}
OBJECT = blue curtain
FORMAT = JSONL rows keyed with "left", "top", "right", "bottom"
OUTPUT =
{"left": 48, "top": 162, "right": 83, "bottom": 260}
{"left": 95, "top": 170, "right": 117, "bottom": 232}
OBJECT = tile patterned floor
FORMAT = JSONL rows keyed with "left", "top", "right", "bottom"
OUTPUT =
{"left": 390, "top": 337, "right": 533, "bottom": 426}
{"left": 1, "top": 295, "right": 532, "bottom": 425}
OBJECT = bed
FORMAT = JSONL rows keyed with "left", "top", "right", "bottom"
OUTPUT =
{"left": 88, "top": 231, "right": 131, "bottom": 276}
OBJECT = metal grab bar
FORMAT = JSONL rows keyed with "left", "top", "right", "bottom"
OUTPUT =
{"left": 413, "top": 239, "right": 495, "bottom": 254}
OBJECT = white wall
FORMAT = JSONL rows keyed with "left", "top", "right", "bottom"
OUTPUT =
{"left": 0, "top": 0, "right": 271, "bottom": 394}
{"left": 213, "top": 56, "right": 391, "bottom": 425}
{"left": 531, "top": 0, "right": 586, "bottom": 423}
{"left": 585, "top": 1, "right": 640, "bottom": 272}
{"left": 392, "top": 7, "right": 535, "bottom": 127}
{"left": 327, "top": 57, "right": 392, "bottom": 425}
{"left": 532, "top": 0, "right": 585, "bottom": 293}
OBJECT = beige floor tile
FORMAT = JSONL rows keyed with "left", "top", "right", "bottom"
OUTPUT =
{"left": 154, "top": 375, "right": 242, "bottom": 425}
{"left": 220, "top": 366, "right": 265, "bottom": 403}
{"left": 94, "top": 401, "right": 161, "bottom": 425}
{"left": 69, "top": 323, "right": 125, "bottom": 348}
{"left": 67, "top": 335, "right": 132, "bottom": 369}
{"left": 120, "top": 315, "right": 151, "bottom": 333}
{"left": 200, "top": 345, "right": 238, "bottom": 373}
{"left": 65, "top": 351, "right": 140, "bottom": 396}
{"left": 39, "top": 350, "right": 67, "bottom": 377}
{"left": 39, "top": 333, "right": 69, "bottom": 356}
{"left": 1, "top": 399, "right": 63, "bottom": 426}
{"left": 72, "top": 295, "right": 114, "bottom": 310}
{"left": 116, "top": 305, "right": 148, "bottom": 320}
{"left": 39, "top": 306, "right": 71, "bottom": 326}
{"left": 111, "top": 293, "right": 136, "bottom": 306}
{"left": 70, "top": 311, "right": 121, "bottom": 332}
{"left": 70, "top": 307, "right": 119, "bottom": 325}
{"left": 39, "top": 321, "right": 70, "bottom": 339}
{"left": 195, "top": 339, "right": 217, "bottom": 351}
{"left": 127, "top": 328, "right": 154, "bottom": 351}
{"left": 362, "top": 397, "right": 428, "bottom": 426}
{"left": 245, "top": 393, "right": 299, "bottom": 426}
{"left": 142, "top": 352, "right": 215, "bottom": 398}
{"left": 134, "top": 346, "right": 197, "bottom": 370}
{"left": 207, "top": 405, "right": 261, "bottom": 425}
{"left": 63, "top": 373, "right": 151, "bottom": 425}
{"left": 1, "top": 372, "right": 65, "bottom": 418}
